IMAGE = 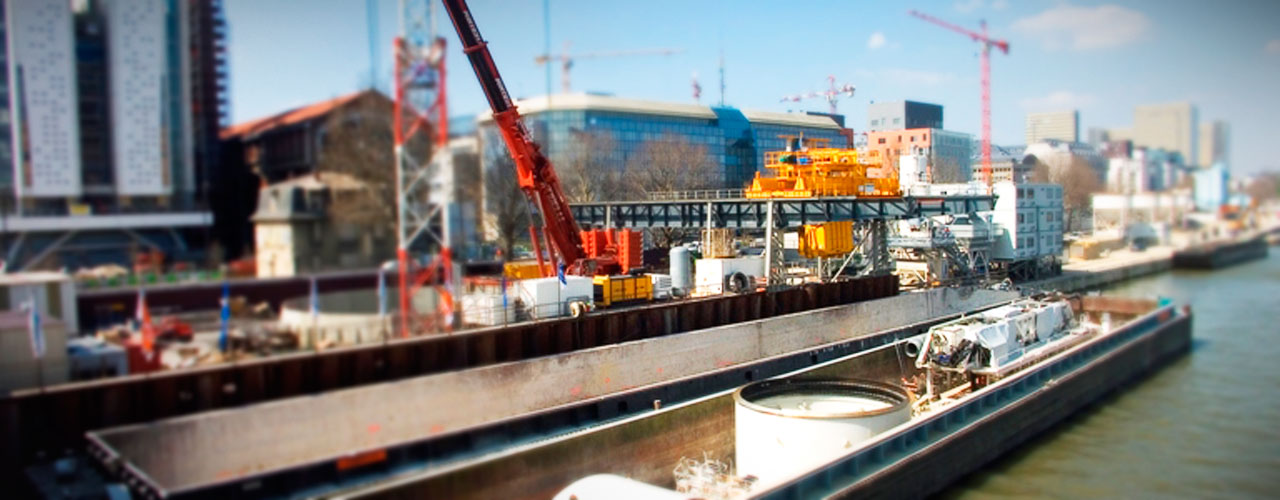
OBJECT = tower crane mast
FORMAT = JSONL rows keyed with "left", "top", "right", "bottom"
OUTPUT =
{"left": 908, "top": 9, "right": 1009, "bottom": 188}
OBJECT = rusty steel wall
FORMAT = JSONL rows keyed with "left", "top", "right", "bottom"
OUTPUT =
{"left": 1, "top": 275, "right": 898, "bottom": 482}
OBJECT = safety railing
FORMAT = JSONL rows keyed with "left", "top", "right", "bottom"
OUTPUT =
{"left": 647, "top": 189, "right": 746, "bottom": 201}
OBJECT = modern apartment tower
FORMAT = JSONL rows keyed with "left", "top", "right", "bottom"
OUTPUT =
{"left": 0, "top": 0, "right": 227, "bottom": 271}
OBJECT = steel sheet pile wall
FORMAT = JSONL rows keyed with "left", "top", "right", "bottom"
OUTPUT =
{"left": 2, "top": 276, "right": 897, "bottom": 484}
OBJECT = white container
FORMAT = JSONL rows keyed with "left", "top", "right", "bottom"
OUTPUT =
{"left": 694, "top": 257, "right": 764, "bottom": 295}
{"left": 649, "top": 273, "right": 672, "bottom": 300}
{"left": 668, "top": 246, "right": 692, "bottom": 293}
{"left": 459, "top": 292, "right": 514, "bottom": 326}
{"left": 513, "top": 276, "right": 593, "bottom": 319}
{"left": 553, "top": 474, "right": 685, "bottom": 500}
{"left": 734, "top": 379, "right": 911, "bottom": 485}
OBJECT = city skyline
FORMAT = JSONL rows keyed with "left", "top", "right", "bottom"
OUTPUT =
{"left": 225, "top": 0, "right": 1280, "bottom": 175}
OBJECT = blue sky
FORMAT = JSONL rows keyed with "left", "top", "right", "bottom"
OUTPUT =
{"left": 225, "top": 0, "right": 1280, "bottom": 175}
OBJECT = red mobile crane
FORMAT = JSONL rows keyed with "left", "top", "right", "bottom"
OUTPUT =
{"left": 908, "top": 10, "right": 1009, "bottom": 188}
{"left": 442, "top": 0, "right": 619, "bottom": 277}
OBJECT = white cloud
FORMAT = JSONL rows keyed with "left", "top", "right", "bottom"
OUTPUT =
{"left": 1020, "top": 91, "right": 1097, "bottom": 111}
{"left": 1012, "top": 4, "right": 1150, "bottom": 51}
{"left": 1266, "top": 39, "right": 1280, "bottom": 54}
{"left": 867, "top": 32, "right": 887, "bottom": 50}
{"left": 955, "top": 0, "right": 1008, "bottom": 13}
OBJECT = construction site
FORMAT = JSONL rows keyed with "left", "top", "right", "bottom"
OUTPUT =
{"left": 2, "top": 1, "right": 1278, "bottom": 499}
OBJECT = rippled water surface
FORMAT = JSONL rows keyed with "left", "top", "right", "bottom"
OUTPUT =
{"left": 943, "top": 251, "right": 1280, "bottom": 500}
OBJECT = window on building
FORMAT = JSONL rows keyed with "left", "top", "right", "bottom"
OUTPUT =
{"left": 878, "top": 138, "right": 886, "bottom": 144}
{"left": 893, "top": 117, "right": 901, "bottom": 125}
{"left": 923, "top": 133, "right": 929, "bottom": 141}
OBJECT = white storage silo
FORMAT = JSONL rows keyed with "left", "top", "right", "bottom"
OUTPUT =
{"left": 734, "top": 379, "right": 911, "bottom": 485}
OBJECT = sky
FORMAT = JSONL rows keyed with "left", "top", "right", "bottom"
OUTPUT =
{"left": 225, "top": 0, "right": 1280, "bottom": 175}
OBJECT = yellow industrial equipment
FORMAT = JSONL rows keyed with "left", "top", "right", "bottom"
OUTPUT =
{"left": 592, "top": 274, "right": 654, "bottom": 307}
{"left": 799, "top": 221, "right": 855, "bottom": 258}
{"left": 503, "top": 261, "right": 545, "bottom": 280}
{"left": 746, "top": 147, "right": 899, "bottom": 198}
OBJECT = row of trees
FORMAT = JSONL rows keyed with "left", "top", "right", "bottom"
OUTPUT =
{"left": 486, "top": 131, "right": 720, "bottom": 255}
{"left": 1028, "top": 155, "right": 1101, "bottom": 233}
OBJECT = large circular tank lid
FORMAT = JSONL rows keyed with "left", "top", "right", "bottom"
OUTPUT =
{"left": 734, "top": 379, "right": 909, "bottom": 419}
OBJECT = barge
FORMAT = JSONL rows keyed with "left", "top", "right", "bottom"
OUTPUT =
{"left": 334, "top": 294, "right": 1189, "bottom": 499}
{"left": 1172, "top": 235, "right": 1268, "bottom": 269}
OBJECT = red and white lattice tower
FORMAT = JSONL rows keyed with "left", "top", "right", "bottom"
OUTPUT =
{"left": 393, "top": 0, "right": 455, "bottom": 337}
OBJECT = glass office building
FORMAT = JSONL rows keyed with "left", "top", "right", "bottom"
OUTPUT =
{"left": 478, "top": 94, "right": 849, "bottom": 192}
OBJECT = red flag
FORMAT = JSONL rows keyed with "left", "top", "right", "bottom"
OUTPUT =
{"left": 136, "top": 289, "right": 155, "bottom": 354}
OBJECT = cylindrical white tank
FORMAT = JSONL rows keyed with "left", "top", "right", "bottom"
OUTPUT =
{"left": 734, "top": 379, "right": 911, "bottom": 485}
{"left": 669, "top": 246, "right": 692, "bottom": 294}
{"left": 553, "top": 474, "right": 686, "bottom": 500}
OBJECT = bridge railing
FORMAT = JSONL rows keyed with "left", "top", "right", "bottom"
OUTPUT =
{"left": 646, "top": 189, "right": 745, "bottom": 201}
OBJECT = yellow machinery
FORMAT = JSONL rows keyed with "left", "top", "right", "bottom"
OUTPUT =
{"left": 746, "top": 148, "right": 899, "bottom": 199}
{"left": 799, "top": 221, "right": 855, "bottom": 258}
{"left": 503, "top": 260, "right": 545, "bottom": 280}
{"left": 592, "top": 274, "right": 654, "bottom": 307}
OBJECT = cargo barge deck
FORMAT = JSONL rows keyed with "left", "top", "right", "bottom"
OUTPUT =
{"left": 329, "top": 295, "right": 1189, "bottom": 499}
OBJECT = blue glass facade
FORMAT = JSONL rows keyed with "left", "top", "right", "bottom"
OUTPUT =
{"left": 480, "top": 97, "right": 849, "bottom": 191}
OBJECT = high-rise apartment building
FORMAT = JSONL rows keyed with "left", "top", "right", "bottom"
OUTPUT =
{"left": 1132, "top": 102, "right": 1197, "bottom": 165}
{"left": 866, "top": 100, "right": 943, "bottom": 133}
{"left": 0, "top": 0, "right": 227, "bottom": 271}
{"left": 1025, "top": 110, "right": 1079, "bottom": 144}
{"left": 1198, "top": 121, "right": 1229, "bottom": 168}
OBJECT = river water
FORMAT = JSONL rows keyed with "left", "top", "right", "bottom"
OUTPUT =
{"left": 943, "top": 250, "right": 1280, "bottom": 499}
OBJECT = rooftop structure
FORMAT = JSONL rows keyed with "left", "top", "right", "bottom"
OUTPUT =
{"left": 866, "top": 100, "right": 943, "bottom": 133}
{"left": 1021, "top": 139, "right": 1107, "bottom": 181}
{"left": 251, "top": 172, "right": 393, "bottom": 278}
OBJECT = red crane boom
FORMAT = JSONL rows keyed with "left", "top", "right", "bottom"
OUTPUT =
{"left": 908, "top": 10, "right": 1009, "bottom": 188}
{"left": 442, "top": 0, "right": 613, "bottom": 276}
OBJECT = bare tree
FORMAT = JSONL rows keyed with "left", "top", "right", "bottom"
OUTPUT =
{"left": 628, "top": 134, "right": 720, "bottom": 248}
{"left": 1244, "top": 174, "right": 1277, "bottom": 205}
{"left": 484, "top": 147, "right": 531, "bottom": 258}
{"left": 314, "top": 93, "right": 432, "bottom": 238}
{"left": 559, "top": 130, "right": 631, "bottom": 203}
{"left": 1030, "top": 156, "right": 1101, "bottom": 232}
